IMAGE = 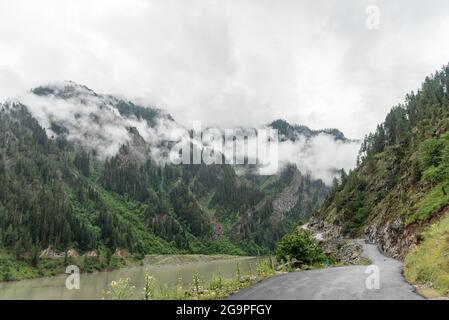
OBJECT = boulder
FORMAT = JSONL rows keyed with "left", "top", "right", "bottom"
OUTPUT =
{"left": 86, "top": 250, "right": 98, "bottom": 257}
{"left": 39, "top": 247, "right": 64, "bottom": 258}
{"left": 66, "top": 249, "right": 79, "bottom": 257}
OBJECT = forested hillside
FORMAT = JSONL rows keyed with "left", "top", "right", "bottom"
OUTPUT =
{"left": 0, "top": 82, "right": 352, "bottom": 277}
{"left": 312, "top": 64, "right": 449, "bottom": 295}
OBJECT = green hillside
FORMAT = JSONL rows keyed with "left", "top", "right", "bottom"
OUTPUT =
{"left": 313, "top": 63, "right": 449, "bottom": 296}
{"left": 0, "top": 90, "right": 330, "bottom": 280}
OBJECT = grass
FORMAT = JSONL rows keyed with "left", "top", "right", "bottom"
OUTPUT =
{"left": 103, "top": 259, "right": 276, "bottom": 300}
{"left": 404, "top": 212, "right": 449, "bottom": 297}
{"left": 406, "top": 182, "right": 449, "bottom": 224}
{"left": 144, "top": 254, "right": 246, "bottom": 266}
{"left": 103, "top": 237, "right": 373, "bottom": 300}
{"left": 415, "top": 286, "right": 445, "bottom": 299}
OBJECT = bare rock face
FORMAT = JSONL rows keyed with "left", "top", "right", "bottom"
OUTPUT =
{"left": 113, "top": 249, "right": 130, "bottom": 258}
{"left": 39, "top": 247, "right": 64, "bottom": 258}
{"left": 340, "top": 242, "right": 364, "bottom": 263}
{"left": 365, "top": 218, "right": 407, "bottom": 259}
{"left": 323, "top": 224, "right": 343, "bottom": 240}
{"left": 365, "top": 207, "right": 449, "bottom": 260}
{"left": 327, "top": 240, "right": 365, "bottom": 265}
{"left": 272, "top": 169, "right": 302, "bottom": 219}
{"left": 66, "top": 249, "right": 79, "bottom": 257}
{"left": 311, "top": 216, "right": 422, "bottom": 261}
{"left": 313, "top": 200, "right": 434, "bottom": 260}
{"left": 308, "top": 219, "right": 342, "bottom": 240}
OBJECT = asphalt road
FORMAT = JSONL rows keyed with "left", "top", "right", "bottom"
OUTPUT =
{"left": 229, "top": 241, "right": 424, "bottom": 300}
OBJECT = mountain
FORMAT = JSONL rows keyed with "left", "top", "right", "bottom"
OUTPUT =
{"left": 311, "top": 63, "right": 449, "bottom": 296}
{"left": 269, "top": 119, "right": 349, "bottom": 142}
{"left": 0, "top": 81, "right": 355, "bottom": 265}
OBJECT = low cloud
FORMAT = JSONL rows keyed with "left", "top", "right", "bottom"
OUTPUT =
{"left": 17, "top": 83, "right": 179, "bottom": 160}
{"left": 12, "top": 83, "right": 359, "bottom": 185}
{"left": 278, "top": 134, "right": 360, "bottom": 185}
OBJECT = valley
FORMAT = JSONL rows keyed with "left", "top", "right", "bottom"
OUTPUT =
{"left": 0, "top": 82, "right": 351, "bottom": 282}
{"left": 2, "top": 63, "right": 449, "bottom": 299}
{"left": 2, "top": 0, "right": 449, "bottom": 307}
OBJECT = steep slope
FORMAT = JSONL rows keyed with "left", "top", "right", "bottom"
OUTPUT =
{"left": 312, "top": 63, "right": 449, "bottom": 296}
{"left": 229, "top": 164, "right": 327, "bottom": 251}
{"left": 0, "top": 102, "right": 178, "bottom": 255}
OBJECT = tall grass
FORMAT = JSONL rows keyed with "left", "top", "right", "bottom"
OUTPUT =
{"left": 404, "top": 213, "right": 449, "bottom": 296}
{"left": 103, "top": 259, "right": 275, "bottom": 300}
{"left": 407, "top": 182, "right": 449, "bottom": 224}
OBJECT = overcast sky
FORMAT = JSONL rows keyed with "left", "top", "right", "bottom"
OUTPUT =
{"left": 1, "top": 0, "right": 449, "bottom": 138}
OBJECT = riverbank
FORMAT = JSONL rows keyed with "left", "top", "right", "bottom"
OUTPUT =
{"left": 102, "top": 239, "right": 373, "bottom": 300}
{"left": 0, "top": 255, "right": 267, "bottom": 300}
{"left": 144, "top": 254, "right": 249, "bottom": 266}
{"left": 102, "top": 232, "right": 374, "bottom": 300}
{"left": 102, "top": 257, "right": 277, "bottom": 300}
{"left": 0, "top": 251, "right": 257, "bottom": 283}
{"left": 0, "top": 250, "right": 141, "bottom": 282}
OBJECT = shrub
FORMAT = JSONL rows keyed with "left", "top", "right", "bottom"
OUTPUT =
{"left": 419, "top": 138, "right": 444, "bottom": 169}
{"left": 275, "top": 229, "right": 325, "bottom": 265}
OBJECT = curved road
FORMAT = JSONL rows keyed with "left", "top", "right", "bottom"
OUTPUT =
{"left": 229, "top": 242, "right": 423, "bottom": 300}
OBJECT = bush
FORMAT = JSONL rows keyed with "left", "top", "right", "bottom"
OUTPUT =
{"left": 275, "top": 229, "right": 325, "bottom": 265}
{"left": 419, "top": 138, "right": 444, "bottom": 169}
{"left": 256, "top": 260, "right": 275, "bottom": 277}
{"left": 418, "top": 133, "right": 449, "bottom": 184}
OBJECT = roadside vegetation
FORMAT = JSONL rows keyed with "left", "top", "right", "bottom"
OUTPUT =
{"left": 275, "top": 228, "right": 370, "bottom": 271}
{"left": 102, "top": 259, "right": 276, "bottom": 300}
{"left": 308, "top": 64, "right": 449, "bottom": 298}
{"left": 102, "top": 227, "right": 374, "bottom": 300}
{"left": 404, "top": 213, "right": 449, "bottom": 298}
{"left": 275, "top": 229, "right": 326, "bottom": 269}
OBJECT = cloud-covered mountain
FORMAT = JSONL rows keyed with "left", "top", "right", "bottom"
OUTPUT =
{"left": 7, "top": 81, "right": 359, "bottom": 185}
{"left": 14, "top": 81, "right": 177, "bottom": 161}
{"left": 0, "top": 81, "right": 362, "bottom": 261}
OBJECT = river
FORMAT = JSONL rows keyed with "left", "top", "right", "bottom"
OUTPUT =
{"left": 0, "top": 255, "right": 263, "bottom": 300}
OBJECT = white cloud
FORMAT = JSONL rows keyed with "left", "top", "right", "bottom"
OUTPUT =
{"left": 16, "top": 83, "right": 179, "bottom": 160}
{"left": 19, "top": 89, "right": 135, "bottom": 158}
{"left": 12, "top": 84, "right": 358, "bottom": 184}
{"left": 278, "top": 134, "right": 360, "bottom": 185}
{"left": 1, "top": 0, "right": 449, "bottom": 140}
